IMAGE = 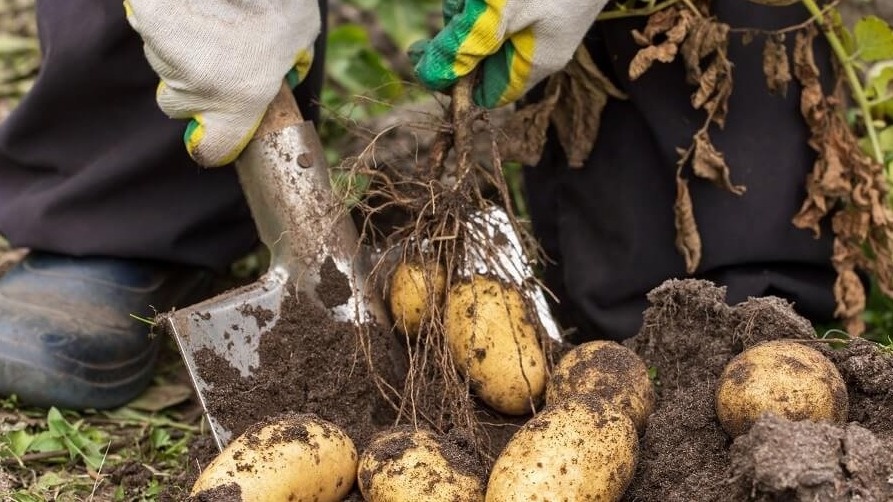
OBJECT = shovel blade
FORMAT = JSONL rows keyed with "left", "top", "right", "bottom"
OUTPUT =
{"left": 163, "top": 272, "right": 286, "bottom": 450}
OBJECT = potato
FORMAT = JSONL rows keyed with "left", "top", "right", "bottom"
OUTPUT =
{"left": 486, "top": 398, "right": 638, "bottom": 502}
{"left": 358, "top": 427, "right": 485, "bottom": 502}
{"left": 388, "top": 261, "right": 446, "bottom": 338}
{"left": 191, "top": 413, "right": 357, "bottom": 501}
{"left": 444, "top": 275, "right": 547, "bottom": 415}
{"left": 546, "top": 340, "right": 656, "bottom": 433}
{"left": 715, "top": 340, "right": 848, "bottom": 437}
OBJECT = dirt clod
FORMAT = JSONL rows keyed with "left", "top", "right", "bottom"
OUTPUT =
{"left": 728, "top": 414, "right": 893, "bottom": 501}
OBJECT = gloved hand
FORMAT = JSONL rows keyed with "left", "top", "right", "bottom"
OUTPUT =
{"left": 123, "top": 1, "right": 320, "bottom": 167}
{"left": 412, "top": 0, "right": 609, "bottom": 108}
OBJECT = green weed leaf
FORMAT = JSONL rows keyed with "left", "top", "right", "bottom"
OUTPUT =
{"left": 27, "top": 430, "right": 64, "bottom": 453}
{"left": 854, "top": 16, "right": 893, "bottom": 62}
{"left": 0, "top": 429, "right": 35, "bottom": 457}
{"left": 45, "top": 407, "right": 106, "bottom": 470}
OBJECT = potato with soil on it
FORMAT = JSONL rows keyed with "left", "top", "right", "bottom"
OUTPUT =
{"left": 191, "top": 413, "right": 357, "bottom": 502}
{"left": 358, "top": 427, "right": 485, "bottom": 502}
{"left": 715, "top": 340, "right": 848, "bottom": 437}
{"left": 486, "top": 398, "right": 639, "bottom": 502}
{"left": 388, "top": 260, "right": 447, "bottom": 338}
{"left": 546, "top": 340, "right": 656, "bottom": 433}
{"left": 444, "top": 275, "right": 547, "bottom": 415}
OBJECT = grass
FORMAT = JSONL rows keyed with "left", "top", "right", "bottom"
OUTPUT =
{"left": 0, "top": 341, "right": 204, "bottom": 501}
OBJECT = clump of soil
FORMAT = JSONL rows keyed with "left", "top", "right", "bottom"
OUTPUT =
{"left": 818, "top": 337, "right": 893, "bottom": 437}
{"left": 728, "top": 414, "right": 893, "bottom": 501}
{"left": 622, "top": 279, "right": 893, "bottom": 501}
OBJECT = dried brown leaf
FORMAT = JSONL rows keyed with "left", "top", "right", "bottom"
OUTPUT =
{"left": 674, "top": 174, "right": 701, "bottom": 274}
{"left": 834, "top": 266, "right": 866, "bottom": 335}
{"left": 790, "top": 25, "right": 893, "bottom": 334}
{"left": 551, "top": 46, "right": 628, "bottom": 168}
{"left": 680, "top": 16, "right": 728, "bottom": 83}
{"left": 762, "top": 35, "right": 792, "bottom": 97}
{"left": 632, "top": 8, "right": 680, "bottom": 44}
{"left": 629, "top": 7, "right": 690, "bottom": 80}
{"left": 675, "top": 16, "right": 732, "bottom": 127}
{"left": 498, "top": 89, "right": 560, "bottom": 166}
{"left": 691, "top": 130, "right": 745, "bottom": 195}
{"left": 832, "top": 209, "right": 871, "bottom": 242}
{"left": 499, "top": 46, "right": 628, "bottom": 168}
{"left": 792, "top": 173, "right": 828, "bottom": 237}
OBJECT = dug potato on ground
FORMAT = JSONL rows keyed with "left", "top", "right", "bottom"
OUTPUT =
{"left": 443, "top": 275, "right": 547, "bottom": 415}
{"left": 358, "top": 427, "right": 485, "bottom": 502}
{"left": 190, "top": 413, "right": 357, "bottom": 502}
{"left": 486, "top": 398, "right": 639, "bottom": 501}
{"left": 715, "top": 340, "right": 848, "bottom": 437}
{"left": 546, "top": 340, "right": 656, "bottom": 433}
{"left": 388, "top": 260, "right": 447, "bottom": 339}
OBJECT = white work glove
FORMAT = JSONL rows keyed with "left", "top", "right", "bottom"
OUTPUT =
{"left": 124, "top": 1, "right": 320, "bottom": 167}
{"left": 412, "top": 0, "right": 609, "bottom": 108}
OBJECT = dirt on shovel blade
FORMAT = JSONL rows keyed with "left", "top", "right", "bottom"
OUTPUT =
{"left": 190, "top": 261, "right": 406, "bottom": 451}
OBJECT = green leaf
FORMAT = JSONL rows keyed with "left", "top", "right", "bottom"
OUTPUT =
{"left": 33, "top": 471, "right": 69, "bottom": 490}
{"left": 9, "top": 492, "right": 45, "bottom": 502}
{"left": 1, "top": 429, "right": 35, "bottom": 457}
{"left": 878, "top": 125, "right": 893, "bottom": 151}
{"left": 326, "top": 24, "right": 404, "bottom": 103}
{"left": 150, "top": 427, "right": 172, "bottom": 451}
{"left": 867, "top": 63, "right": 893, "bottom": 119}
{"left": 45, "top": 407, "right": 106, "bottom": 470}
{"left": 854, "top": 16, "right": 893, "bottom": 62}
{"left": 28, "top": 430, "right": 64, "bottom": 453}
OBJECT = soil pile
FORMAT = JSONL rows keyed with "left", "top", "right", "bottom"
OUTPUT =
{"left": 189, "top": 261, "right": 406, "bottom": 452}
{"left": 623, "top": 279, "right": 893, "bottom": 501}
{"left": 171, "top": 277, "right": 893, "bottom": 500}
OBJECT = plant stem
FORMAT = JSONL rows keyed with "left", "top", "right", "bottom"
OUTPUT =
{"left": 596, "top": 0, "right": 681, "bottom": 21}
{"left": 800, "top": 0, "right": 885, "bottom": 166}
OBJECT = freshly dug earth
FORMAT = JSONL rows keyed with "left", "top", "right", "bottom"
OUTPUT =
{"left": 623, "top": 279, "right": 893, "bottom": 501}
{"left": 172, "top": 262, "right": 406, "bottom": 500}
{"left": 171, "top": 276, "right": 893, "bottom": 500}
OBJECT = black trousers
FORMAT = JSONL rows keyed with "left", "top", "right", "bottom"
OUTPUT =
{"left": 525, "top": 2, "right": 838, "bottom": 342}
{"left": 0, "top": 0, "right": 326, "bottom": 271}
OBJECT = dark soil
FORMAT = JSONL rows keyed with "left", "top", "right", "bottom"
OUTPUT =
{"left": 622, "top": 279, "right": 893, "bottom": 501}
{"left": 193, "top": 283, "right": 405, "bottom": 451}
{"left": 158, "top": 435, "right": 218, "bottom": 502}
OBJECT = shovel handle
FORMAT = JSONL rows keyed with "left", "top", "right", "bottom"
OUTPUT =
{"left": 254, "top": 82, "right": 305, "bottom": 138}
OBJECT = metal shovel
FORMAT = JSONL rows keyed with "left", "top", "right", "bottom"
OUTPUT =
{"left": 159, "top": 85, "right": 389, "bottom": 451}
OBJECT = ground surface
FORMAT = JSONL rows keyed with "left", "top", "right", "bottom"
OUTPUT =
{"left": 177, "top": 277, "right": 893, "bottom": 502}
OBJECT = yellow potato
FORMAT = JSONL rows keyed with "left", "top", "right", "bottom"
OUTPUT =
{"left": 358, "top": 427, "right": 485, "bottom": 502}
{"left": 388, "top": 261, "right": 447, "bottom": 338}
{"left": 444, "top": 275, "right": 547, "bottom": 415}
{"left": 191, "top": 413, "right": 357, "bottom": 501}
{"left": 715, "top": 340, "right": 849, "bottom": 437}
{"left": 546, "top": 340, "right": 656, "bottom": 433}
{"left": 486, "top": 399, "right": 638, "bottom": 502}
